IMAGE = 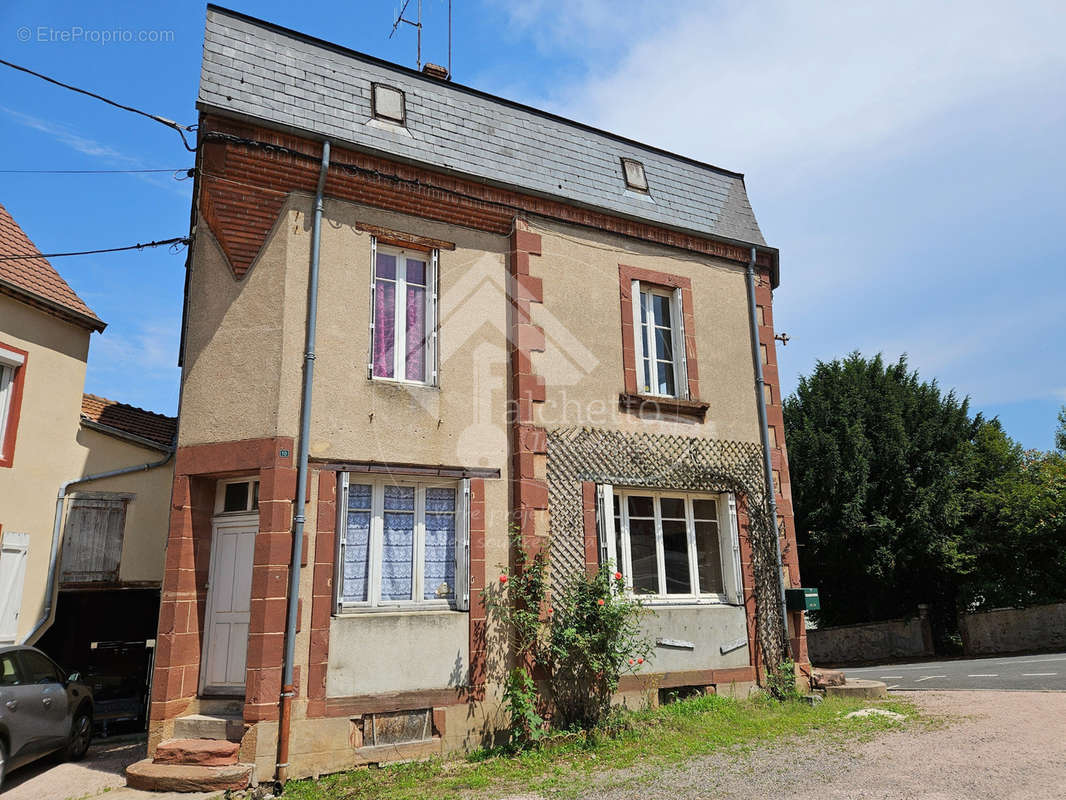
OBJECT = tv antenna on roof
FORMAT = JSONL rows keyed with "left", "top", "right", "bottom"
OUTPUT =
{"left": 389, "top": 0, "right": 452, "bottom": 77}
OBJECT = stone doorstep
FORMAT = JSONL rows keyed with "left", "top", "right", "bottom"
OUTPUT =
{"left": 126, "top": 759, "right": 253, "bottom": 793}
{"left": 154, "top": 738, "right": 241, "bottom": 767}
{"left": 172, "top": 713, "right": 246, "bottom": 742}
{"left": 824, "top": 679, "right": 889, "bottom": 700}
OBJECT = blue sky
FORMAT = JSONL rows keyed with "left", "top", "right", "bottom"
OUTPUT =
{"left": 1, "top": 0, "right": 1063, "bottom": 450}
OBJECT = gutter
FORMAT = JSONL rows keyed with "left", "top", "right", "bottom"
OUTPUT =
{"left": 79, "top": 417, "right": 173, "bottom": 454}
{"left": 20, "top": 446, "right": 175, "bottom": 645}
{"left": 276, "top": 138, "right": 330, "bottom": 786}
{"left": 744, "top": 246, "right": 791, "bottom": 662}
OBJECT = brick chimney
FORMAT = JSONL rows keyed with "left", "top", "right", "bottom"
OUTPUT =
{"left": 422, "top": 63, "right": 449, "bottom": 80}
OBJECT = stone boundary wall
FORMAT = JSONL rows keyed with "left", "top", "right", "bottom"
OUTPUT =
{"left": 959, "top": 602, "right": 1066, "bottom": 656}
{"left": 807, "top": 607, "right": 934, "bottom": 666}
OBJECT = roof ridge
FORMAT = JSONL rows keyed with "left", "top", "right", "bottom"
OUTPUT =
{"left": 0, "top": 202, "right": 106, "bottom": 330}
{"left": 81, "top": 392, "right": 176, "bottom": 421}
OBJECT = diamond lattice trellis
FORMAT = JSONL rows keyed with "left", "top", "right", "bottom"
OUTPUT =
{"left": 545, "top": 426, "right": 788, "bottom": 669}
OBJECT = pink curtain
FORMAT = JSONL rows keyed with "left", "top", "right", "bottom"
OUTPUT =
{"left": 373, "top": 281, "right": 395, "bottom": 378}
{"left": 405, "top": 284, "right": 426, "bottom": 381}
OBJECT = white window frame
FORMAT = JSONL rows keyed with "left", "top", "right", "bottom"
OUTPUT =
{"left": 631, "top": 281, "right": 688, "bottom": 399}
{"left": 368, "top": 239, "right": 439, "bottom": 386}
{"left": 335, "top": 474, "right": 469, "bottom": 613}
{"left": 0, "top": 346, "right": 25, "bottom": 461}
{"left": 599, "top": 486, "right": 742, "bottom": 606}
{"left": 214, "top": 478, "right": 260, "bottom": 516}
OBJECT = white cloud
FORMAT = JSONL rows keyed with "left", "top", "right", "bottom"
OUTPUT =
{"left": 514, "top": 0, "right": 1066, "bottom": 176}
{"left": 0, "top": 105, "right": 192, "bottom": 197}
{"left": 91, "top": 319, "right": 180, "bottom": 377}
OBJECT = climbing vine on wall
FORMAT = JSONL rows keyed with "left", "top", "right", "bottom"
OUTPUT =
{"left": 544, "top": 427, "right": 789, "bottom": 684}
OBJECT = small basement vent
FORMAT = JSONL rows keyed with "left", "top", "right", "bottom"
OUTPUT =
{"left": 361, "top": 708, "right": 432, "bottom": 747}
{"left": 372, "top": 83, "right": 406, "bottom": 124}
{"left": 621, "top": 157, "right": 649, "bottom": 192}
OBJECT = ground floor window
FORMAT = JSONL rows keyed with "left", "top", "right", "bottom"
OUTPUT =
{"left": 336, "top": 474, "right": 470, "bottom": 611}
{"left": 598, "top": 486, "right": 743, "bottom": 604}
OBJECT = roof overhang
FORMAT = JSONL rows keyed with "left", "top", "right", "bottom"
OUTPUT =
{"left": 0, "top": 277, "right": 106, "bottom": 332}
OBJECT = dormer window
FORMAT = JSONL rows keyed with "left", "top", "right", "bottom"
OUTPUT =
{"left": 621, "top": 158, "right": 648, "bottom": 192}
{"left": 371, "top": 83, "right": 406, "bottom": 125}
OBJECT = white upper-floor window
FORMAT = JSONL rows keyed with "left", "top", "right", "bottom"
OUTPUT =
{"left": 370, "top": 241, "right": 439, "bottom": 385}
{"left": 631, "top": 281, "right": 688, "bottom": 399}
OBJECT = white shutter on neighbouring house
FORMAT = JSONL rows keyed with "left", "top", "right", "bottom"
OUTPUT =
{"left": 455, "top": 478, "right": 471, "bottom": 611}
{"left": 0, "top": 532, "right": 29, "bottom": 643}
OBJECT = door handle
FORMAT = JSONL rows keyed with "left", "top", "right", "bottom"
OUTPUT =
{"left": 42, "top": 697, "right": 53, "bottom": 708}
{"left": 5, "top": 699, "right": 17, "bottom": 710}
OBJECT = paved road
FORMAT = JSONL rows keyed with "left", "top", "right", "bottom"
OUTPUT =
{"left": 845, "top": 651, "right": 1066, "bottom": 691}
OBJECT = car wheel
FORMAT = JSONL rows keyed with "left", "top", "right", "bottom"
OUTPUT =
{"left": 65, "top": 710, "right": 92, "bottom": 762}
{"left": 0, "top": 737, "right": 7, "bottom": 789}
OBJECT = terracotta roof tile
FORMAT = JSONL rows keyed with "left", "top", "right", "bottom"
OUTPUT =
{"left": 0, "top": 202, "right": 105, "bottom": 330}
{"left": 81, "top": 393, "right": 176, "bottom": 449}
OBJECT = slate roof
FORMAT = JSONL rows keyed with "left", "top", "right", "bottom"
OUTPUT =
{"left": 0, "top": 202, "right": 105, "bottom": 331}
{"left": 199, "top": 6, "right": 769, "bottom": 251}
{"left": 81, "top": 394, "right": 177, "bottom": 450}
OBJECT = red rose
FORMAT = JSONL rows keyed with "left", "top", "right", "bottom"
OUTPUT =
{"left": 597, "top": 598, "right": 605, "bottom": 606}
{"left": 637, "top": 657, "right": 644, "bottom": 664}
{"left": 499, "top": 574, "right": 508, "bottom": 584}
{"left": 614, "top": 571, "right": 623, "bottom": 580}
{"left": 628, "top": 659, "right": 634, "bottom": 665}
{"left": 547, "top": 607, "right": 554, "bottom": 614}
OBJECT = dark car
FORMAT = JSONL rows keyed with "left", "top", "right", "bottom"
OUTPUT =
{"left": 0, "top": 646, "right": 93, "bottom": 788}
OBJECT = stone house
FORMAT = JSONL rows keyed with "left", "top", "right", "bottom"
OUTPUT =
{"left": 141, "top": 6, "right": 807, "bottom": 787}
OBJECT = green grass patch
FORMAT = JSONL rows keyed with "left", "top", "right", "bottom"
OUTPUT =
{"left": 283, "top": 693, "right": 920, "bottom": 800}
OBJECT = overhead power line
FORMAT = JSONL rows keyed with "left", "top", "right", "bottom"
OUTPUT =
{"left": 0, "top": 58, "right": 196, "bottom": 151}
{"left": 0, "top": 236, "right": 190, "bottom": 262}
{"left": 0, "top": 168, "right": 191, "bottom": 175}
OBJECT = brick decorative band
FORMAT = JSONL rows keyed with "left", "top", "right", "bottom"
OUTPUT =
{"left": 196, "top": 115, "right": 776, "bottom": 281}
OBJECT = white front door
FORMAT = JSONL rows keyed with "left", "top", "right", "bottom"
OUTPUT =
{"left": 201, "top": 518, "right": 256, "bottom": 694}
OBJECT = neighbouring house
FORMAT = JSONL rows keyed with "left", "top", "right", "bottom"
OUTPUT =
{"left": 143, "top": 5, "right": 806, "bottom": 787}
{"left": 0, "top": 201, "right": 176, "bottom": 730}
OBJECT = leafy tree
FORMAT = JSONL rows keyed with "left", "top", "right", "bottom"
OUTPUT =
{"left": 958, "top": 448, "right": 1066, "bottom": 610}
{"left": 783, "top": 353, "right": 981, "bottom": 629}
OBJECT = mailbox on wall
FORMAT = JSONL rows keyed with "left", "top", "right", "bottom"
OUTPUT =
{"left": 785, "top": 587, "right": 820, "bottom": 612}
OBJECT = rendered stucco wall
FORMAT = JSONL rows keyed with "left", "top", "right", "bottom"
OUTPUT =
{"left": 0, "top": 294, "right": 173, "bottom": 643}
{"left": 0, "top": 295, "right": 90, "bottom": 641}
{"left": 529, "top": 218, "right": 761, "bottom": 444}
{"left": 638, "top": 605, "right": 751, "bottom": 674}
{"left": 326, "top": 610, "right": 469, "bottom": 696}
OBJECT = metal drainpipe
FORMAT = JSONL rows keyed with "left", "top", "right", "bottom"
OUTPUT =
{"left": 277, "top": 138, "right": 330, "bottom": 785}
{"left": 744, "top": 246, "right": 791, "bottom": 662}
{"left": 20, "top": 447, "right": 175, "bottom": 646}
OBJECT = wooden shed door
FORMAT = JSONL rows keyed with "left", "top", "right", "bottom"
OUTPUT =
{"left": 200, "top": 519, "right": 256, "bottom": 694}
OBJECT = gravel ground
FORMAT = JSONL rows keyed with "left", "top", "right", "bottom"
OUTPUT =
{"left": 2, "top": 736, "right": 145, "bottom": 800}
{"left": 565, "top": 691, "right": 1066, "bottom": 800}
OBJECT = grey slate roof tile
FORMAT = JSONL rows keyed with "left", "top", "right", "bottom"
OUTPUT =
{"left": 199, "top": 7, "right": 766, "bottom": 248}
